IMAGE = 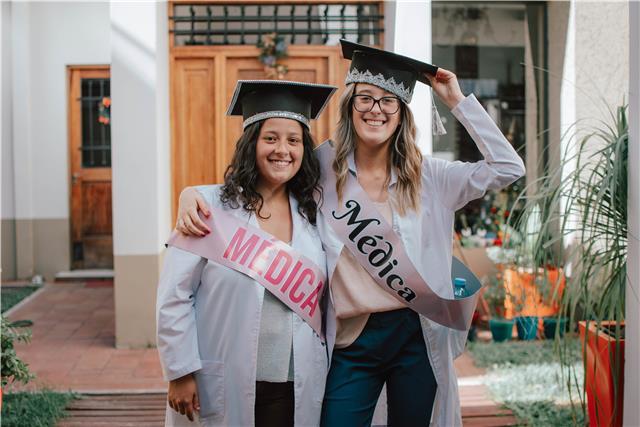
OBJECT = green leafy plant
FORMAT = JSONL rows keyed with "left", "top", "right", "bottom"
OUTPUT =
{"left": 1, "top": 286, "right": 40, "bottom": 313}
{"left": 1, "top": 314, "right": 35, "bottom": 387}
{"left": 510, "top": 106, "right": 627, "bottom": 321}
{"left": 1, "top": 390, "right": 76, "bottom": 427}
{"left": 468, "top": 339, "right": 582, "bottom": 368}
{"left": 482, "top": 270, "right": 507, "bottom": 319}
{"left": 468, "top": 340, "right": 585, "bottom": 426}
{"left": 507, "top": 105, "right": 628, "bottom": 421}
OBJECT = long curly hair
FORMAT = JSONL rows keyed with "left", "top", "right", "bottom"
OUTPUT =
{"left": 333, "top": 84, "right": 423, "bottom": 215}
{"left": 220, "top": 120, "right": 322, "bottom": 225}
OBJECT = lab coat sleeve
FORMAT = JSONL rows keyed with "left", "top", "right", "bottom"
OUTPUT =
{"left": 431, "top": 94, "right": 526, "bottom": 211}
{"left": 156, "top": 246, "right": 207, "bottom": 381}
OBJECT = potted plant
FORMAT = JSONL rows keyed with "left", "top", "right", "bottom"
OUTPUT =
{"left": 509, "top": 106, "right": 628, "bottom": 425}
{"left": 514, "top": 314, "right": 538, "bottom": 340}
{"left": 482, "top": 270, "right": 514, "bottom": 342}
{"left": 483, "top": 200, "right": 565, "bottom": 334}
{"left": 578, "top": 320, "right": 625, "bottom": 427}
{"left": 543, "top": 315, "right": 569, "bottom": 339}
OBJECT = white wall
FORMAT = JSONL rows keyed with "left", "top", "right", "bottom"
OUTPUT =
{"left": 553, "top": 1, "right": 628, "bottom": 250}
{"left": 10, "top": 2, "right": 33, "bottom": 223}
{"left": 2, "top": 2, "right": 14, "bottom": 220}
{"left": 574, "top": 2, "right": 629, "bottom": 131}
{"left": 9, "top": 2, "right": 110, "bottom": 222}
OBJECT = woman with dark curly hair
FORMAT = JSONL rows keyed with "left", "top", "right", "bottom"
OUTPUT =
{"left": 156, "top": 80, "right": 336, "bottom": 427}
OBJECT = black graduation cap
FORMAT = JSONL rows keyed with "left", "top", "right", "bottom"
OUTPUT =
{"left": 340, "top": 39, "right": 446, "bottom": 135}
{"left": 340, "top": 39, "right": 439, "bottom": 104}
{"left": 227, "top": 80, "right": 337, "bottom": 129}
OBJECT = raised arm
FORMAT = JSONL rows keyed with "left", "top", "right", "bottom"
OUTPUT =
{"left": 425, "top": 69, "right": 525, "bottom": 211}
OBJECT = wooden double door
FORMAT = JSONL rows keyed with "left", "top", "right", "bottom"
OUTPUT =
{"left": 170, "top": 45, "right": 350, "bottom": 220}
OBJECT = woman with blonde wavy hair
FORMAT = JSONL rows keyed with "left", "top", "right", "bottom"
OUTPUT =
{"left": 176, "top": 40, "right": 525, "bottom": 427}
{"left": 331, "top": 81, "right": 423, "bottom": 216}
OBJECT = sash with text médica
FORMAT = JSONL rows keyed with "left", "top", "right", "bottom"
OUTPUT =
{"left": 166, "top": 207, "right": 327, "bottom": 342}
{"left": 316, "top": 141, "right": 480, "bottom": 331}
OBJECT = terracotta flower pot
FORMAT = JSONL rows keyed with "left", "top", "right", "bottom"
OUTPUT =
{"left": 579, "top": 321, "right": 625, "bottom": 427}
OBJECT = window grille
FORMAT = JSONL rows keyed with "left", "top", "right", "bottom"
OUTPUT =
{"left": 171, "top": 3, "right": 383, "bottom": 46}
{"left": 80, "top": 78, "right": 111, "bottom": 168}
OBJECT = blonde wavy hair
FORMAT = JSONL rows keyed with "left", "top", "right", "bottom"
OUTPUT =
{"left": 332, "top": 84, "right": 423, "bottom": 215}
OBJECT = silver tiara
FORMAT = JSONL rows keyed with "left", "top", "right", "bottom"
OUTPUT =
{"left": 243, "top": 110, "right": 310, "bottom": 129}
{"left": 345, "top": 67, "right": 413, "bottom": 103}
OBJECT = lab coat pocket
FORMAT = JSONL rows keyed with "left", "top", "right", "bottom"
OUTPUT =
{"left": 194, "top": 359, "right": 225, "bottom": 420}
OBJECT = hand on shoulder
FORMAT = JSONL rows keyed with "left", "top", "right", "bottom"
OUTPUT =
{"left": 176, "top": 186, "right": 212, "bottom": 236}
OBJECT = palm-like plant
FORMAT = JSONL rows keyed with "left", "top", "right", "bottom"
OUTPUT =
{"left": 507, "top": 105, "right": 628, "bottom": 423}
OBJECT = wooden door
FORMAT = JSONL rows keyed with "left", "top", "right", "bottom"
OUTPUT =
{"left": 170, "top": 45, "right": 350, "bottom": 221}
{"left": 68, "top": 66, "right": 113, "bottom": 269}
{"left": 172, "top": 58, "right": 218, "bottom": 199}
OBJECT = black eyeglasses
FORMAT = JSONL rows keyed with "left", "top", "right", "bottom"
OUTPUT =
{"left": 351, "top": 94, "right": 401, "bottom": 114}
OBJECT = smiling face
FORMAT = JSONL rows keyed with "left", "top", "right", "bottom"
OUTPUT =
{"left": 351, "top": 83, "right": 402, "bottom": 150}
{"left": 255, "top": 118, "right": 305, "bottom": 191}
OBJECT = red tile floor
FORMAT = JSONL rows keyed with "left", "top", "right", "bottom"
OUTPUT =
{"left": 6, "top": 281, "right": 165, "bottom": 392}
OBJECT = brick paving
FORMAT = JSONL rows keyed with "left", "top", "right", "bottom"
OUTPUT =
{"left": 6, "top": 282, "right": 165, "bottom": 392}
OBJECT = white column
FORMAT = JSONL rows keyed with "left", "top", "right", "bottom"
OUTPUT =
{"left": 384, "top": 0, "right": 432, "bottom": 154}
{"left": 111, "top": 1, "right": 171, "bottom": 348}
{"left": 624, "top": 2, "right": 639, "bottom": 425}
{"left": 560, "top": 1, "right": 577, "bottom": 251}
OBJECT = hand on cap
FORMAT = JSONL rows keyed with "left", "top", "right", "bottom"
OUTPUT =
{"left": 176, "top": 187, "right": 212, "bottom": 236}
{"left": 425, "top": 68, "right": 465, "bottom": 110}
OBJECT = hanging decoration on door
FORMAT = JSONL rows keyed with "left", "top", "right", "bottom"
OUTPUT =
{"left": 98, "top": 97, "right": 111, "bottom": 125}
{"left": 257, "top": 33, "right": 289, "bottom": 80}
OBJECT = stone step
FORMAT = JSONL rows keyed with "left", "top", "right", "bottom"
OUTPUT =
{"left": 55, "top": 269, "right": 114, "bottom": 282}
{"left": 60, "top": 392, "right": 518, "bottom": 426}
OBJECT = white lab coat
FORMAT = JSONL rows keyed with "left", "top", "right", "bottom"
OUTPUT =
{"left": 157, "top": 185, "right": 328, "bottom": 427}
{"left": 317, "top": 94, "right": 526, "bottom": 426}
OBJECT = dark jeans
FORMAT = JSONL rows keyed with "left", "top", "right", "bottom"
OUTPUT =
{"left": 255, "top": 381, "right": 294, "bottom": 427}
{"left": 321, "top": 309, "right": 437, "bottom": 427}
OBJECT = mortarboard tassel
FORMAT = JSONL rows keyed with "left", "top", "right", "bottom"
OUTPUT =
{"left": 431, "top": 91, "right": 447, "bottom": 136}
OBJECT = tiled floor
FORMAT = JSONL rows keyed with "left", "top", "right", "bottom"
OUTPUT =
{"left": 6, "top": 282, "right": 165, "bottom": 392}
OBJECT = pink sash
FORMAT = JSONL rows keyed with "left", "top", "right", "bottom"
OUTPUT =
{"left": 167, "top": 207, "right": 326, "bottom": 342}
{"left": 316, "top": 142, "right": 479, "bottom": 331}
